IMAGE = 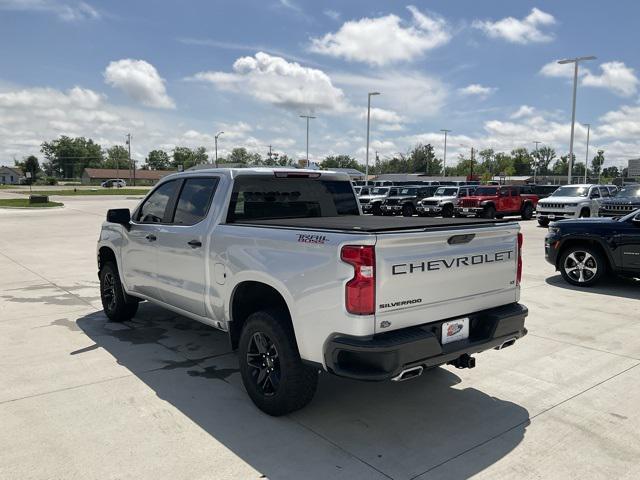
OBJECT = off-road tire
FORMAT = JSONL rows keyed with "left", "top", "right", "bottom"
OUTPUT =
{"left": 239, "top": 310, "right": 318, "bottom": 416}
{"left": 402, "top": 203, "right": 415, "bottom": 217}
{"left": 521, "top": 203, "right": 534, "bottom": 220}
{"left": 99, "top": 262, "right": 139, "bottom": 322}
{"left": 442, "top": 204, "right": 454, "bottom": 218}
{"left": 482, "top": 205, "right": 496, "bottom": 219}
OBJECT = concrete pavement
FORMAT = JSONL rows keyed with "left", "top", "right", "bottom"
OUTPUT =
{"left": 1, "top": 196, "right": 639, "bottom": 479}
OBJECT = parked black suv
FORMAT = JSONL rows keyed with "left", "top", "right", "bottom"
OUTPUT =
{"left": 545, "top": 209, "right": 640, "bottom": 286}
{"left": 599, "top": 185, "right": 640, "bottom": 217}
{"left": 380, "top": 185, "right": 438, "bottom": 216}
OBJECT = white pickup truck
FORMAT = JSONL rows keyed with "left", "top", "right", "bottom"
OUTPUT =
{"left": 97, "top": 168, "right": 528, "bottom": 415}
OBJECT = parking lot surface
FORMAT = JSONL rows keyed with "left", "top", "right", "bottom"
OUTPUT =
{"left": 1, "top": 195, "right": 639, "bottom": 480}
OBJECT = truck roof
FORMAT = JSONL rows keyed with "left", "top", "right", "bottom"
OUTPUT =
{"left": 162, "top": 167, "right": 351, "bottom": 182}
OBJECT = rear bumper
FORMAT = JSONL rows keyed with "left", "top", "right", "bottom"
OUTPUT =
{"left": 324, "top": 303, "right": 528, "bottom": 381}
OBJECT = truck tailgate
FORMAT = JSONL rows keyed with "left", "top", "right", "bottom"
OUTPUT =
{"left": 374, "top": 224, "right": 520, "bottom": 333}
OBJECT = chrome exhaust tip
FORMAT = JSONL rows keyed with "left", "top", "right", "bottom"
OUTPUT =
{"left": 391, "top": 365, "right": 424, "bottom": 382}
{"left": 495, "top": 337, "right": 517, "bottom": 350}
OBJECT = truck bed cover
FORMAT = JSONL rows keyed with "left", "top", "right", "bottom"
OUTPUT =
{"left": 231, "top": 215, "right": 510, "bottom": 233}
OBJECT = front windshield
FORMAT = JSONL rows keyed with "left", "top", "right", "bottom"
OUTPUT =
{"left": 434, "top": 187, "right": 459, "bottom": 196}
{"left": 399, "top": 188, "right": 418, "bottom": 195}
{"left": 551, "top": 186, "right": 589, "bottom": 197}
{"left": 613, "top": 187, "right": 640, "bottom": 198}
{"left": 370, "top": 187, "right": 389, "bottom": 195}
{"left": 473, "top": 187, "right": 498, "bottom": 195}
{"left": 389, "top": 188, "right": 400, "bottom": 196}
{"left": 359, "top": 187, "right": 370, "bottom": 195}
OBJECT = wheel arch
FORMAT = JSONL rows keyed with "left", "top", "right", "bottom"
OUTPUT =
{"left": 555, "top": 237, "right": 613, "bottom": 271}
{"left": 98, "top": 245, "right": 117, "bottom": 272}
{"left": 228, "top": 280, "right": 295, "bottom": 350}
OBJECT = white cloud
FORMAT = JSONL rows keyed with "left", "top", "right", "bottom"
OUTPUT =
{"left": 473, "top": 8, "right": 556, "bottom": 44}
{"left": 582, "top": 61, "right": 639, "bottom": 97}
{"left": 510, "top": 105, "right": 536, "bottom": 119}
{"left": 539, "top": 60, "right": 580, "bottom": 78}
{"left": 541, "top": 60, "right": 639, "bottom": 97}
{"left": 457, "top": 84, "right": 496, "bottom": 99}
{"left": 309, "top": 5, "right": 450, "bottom": 66}
{"left": 332, "top": 71, "right": 448, "bottom": 117}
{"left": 359, "top": 107, "right": 405, "bottom": 123}
{"left": 104, "top": 59, "right": 175, "bottom": 109}
{"left": 0, "top": 86, "right": 102, "bottom": 109}
{"left": 323, "top": 9, "right": 340, "bottom": 21}
{"left": 0, "top": 0, "right": 100, "bottom": 21}
{"left": 187, "top": 52, "right": 347, "bottom": 113}
{"left": 597, "top": 104, "right": 640, "bottom": 139}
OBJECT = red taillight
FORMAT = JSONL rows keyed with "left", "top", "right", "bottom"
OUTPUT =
{"left": 516, "top": 232, "right": 523, "bottom": 286}
{"left": 341, "top": 245, "right": 375, "bottom": 315}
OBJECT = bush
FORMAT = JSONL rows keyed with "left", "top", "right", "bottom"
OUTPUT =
{"left": 45, "top": 177, "right": 58, "bottom": 185}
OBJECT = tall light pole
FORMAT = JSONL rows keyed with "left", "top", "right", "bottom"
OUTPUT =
{"left": 365, "top": 92, "right": 380, "bottom": 183}
{"left": 125, "top": 133, "right": 132, "bottom": 185}
{"left": 533, "top": 140, "right": 541, "bottom": 184}
{"left": 441, "top": 129, "right": 451, "bottom": 177}
{"left": 300, "top": 115, "right": 315, "bottom": 167}
{"left": 214, "top": 131, "right": 224, "bottom": 167}
{"left": 557, "top": 55, "right": 596, "bottom": 184}
{"left": 583, "top": 123, "right": 591, "bottom": 183}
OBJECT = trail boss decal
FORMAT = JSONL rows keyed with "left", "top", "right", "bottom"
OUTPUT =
{"left": 392, "top": 250, "right": 514, "bottom": 275}
{"left": 297, "top": 234, "right": 327, "bottom": 244}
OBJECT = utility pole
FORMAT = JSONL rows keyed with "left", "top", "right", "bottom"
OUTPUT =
{"left": 583, "top": 123, "right": 591, "bottom": 183}
{"left": 365, "top": 92, "right": 381, "bottom": 184}
{"left": 268, "top": 145, "right": 273, "bottom": 163}
{"left": 557, "top": 55, "right": 596, "bottom": 184}
{"left": 214, "top": 131, "right": 224, "bottom": 167}
{"left": 441, "top": 129, "right": 451, "bottom": 177}
{"left": 533, "top": 141, "right": 541, "bottom": 184}
{"left": 125, "top": 133, "right": 132, "bottom": 186}
{"left": 300, "top": 115, "right": 315, "bottom": 167}
{"left": 470, "top": 147, "right": 474, "bottom": 180}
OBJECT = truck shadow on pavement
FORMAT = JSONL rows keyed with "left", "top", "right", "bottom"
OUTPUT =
{"left": 75, "top": 304, "right": 529, "bottom": 480}
{"left": 545, "top": 274, "right": 640, "bottom": 300}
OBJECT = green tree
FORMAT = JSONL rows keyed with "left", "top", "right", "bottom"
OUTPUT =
{"left": 275, "top": 154, "right": 295, "bottom": 167}
{"left": 601, "top": 166, "right": 620, "bottom": 179}
{"left": 511, "top": 148, "right": 532, "bottom": 175}
{"left": 104, "top": 145, "right": 133, "bottom": 170}
{"left": 226, "top": 147, "right": 252, "bottom": 165}
{"left": 493, "top": 152, "right": 514, "bottom": 176}
{"left": 320, "top": 155, "right": 362, "bottom": 170}
{"left": 552, "top": 155, "right": 571, "bottom": 175}
{"left": 591, "top": 150, "right": 605, "bottom": 177}
{"left": 145, "top": 149, "right": 171, "bottom": 170}
{"left": 172, "top": 146, "right": 209, "bottom": 169}
{"left": 40, "top": 136, "right": 104, "bottom": 178}
{"left": 535, "top": 146, "right": 555, "bottom": 174}
{"left": 478, "top": 148, "right": 496, "bottom": 175}
{"left": 15, "top": 155, "right": 41, "bottom": 183}
{"left": 408, "top": 143, "right": 441, "bottom": 175}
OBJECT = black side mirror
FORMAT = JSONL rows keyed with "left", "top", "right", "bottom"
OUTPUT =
{"left": 107, "top": 208, "right": 131, "bottom": 228}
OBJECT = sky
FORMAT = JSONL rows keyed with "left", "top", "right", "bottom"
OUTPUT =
{"left": 1, "top": 0, "right": 639, "bottom": 169}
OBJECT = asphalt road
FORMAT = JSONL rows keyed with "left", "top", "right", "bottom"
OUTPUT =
{"left": 1, "top": 195, "right": 639, "bottom": 479}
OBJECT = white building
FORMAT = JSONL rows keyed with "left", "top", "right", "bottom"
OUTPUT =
{"left": 0, "top": 166, "right": 24, "bottom": 185}
{"left": 628, "top": 159, "right": 640, "bottom": 178}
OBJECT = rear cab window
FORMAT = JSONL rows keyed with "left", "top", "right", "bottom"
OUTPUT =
{"left": 227, "top": 174, "right": 359, "bottom": 222}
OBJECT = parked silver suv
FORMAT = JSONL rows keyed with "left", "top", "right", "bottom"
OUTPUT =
{"left": 536, "top": 184, "right": 616, "bottom": 227}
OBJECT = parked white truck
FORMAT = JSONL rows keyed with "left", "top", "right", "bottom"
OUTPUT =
{"left": 97, "top": 168, "right": 528, "bottom": 415}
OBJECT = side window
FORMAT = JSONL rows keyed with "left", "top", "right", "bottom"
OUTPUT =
{"left": 137, "top": 180, "right": 178, "bottom": 223}
{"left": 591, "top": 187, "right": 600, "bottom": 198}
{"left": 172, "top": 177, "right": 219, "bottom": 225}
{"left": 511, "top": 188, "right": 519, "bottom": 197}
{"left": 600, "top": 187, "right": 610, "bottom": 197}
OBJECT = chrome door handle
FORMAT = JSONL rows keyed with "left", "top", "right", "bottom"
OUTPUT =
{"left": 188, "top": 240, "right": 202, "bottom": 248}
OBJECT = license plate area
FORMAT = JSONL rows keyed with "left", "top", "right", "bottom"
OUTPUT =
{"left": 441, "top": 317, "right": 470, "bottom": 344}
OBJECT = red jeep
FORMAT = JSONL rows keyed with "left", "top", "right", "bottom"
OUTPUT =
{"left": 455, "top": 185, "right": 538, "bottom": 220}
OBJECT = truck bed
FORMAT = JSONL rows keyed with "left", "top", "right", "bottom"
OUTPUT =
{"left": 231, "top": 215, "right": 509, "bottom": 233}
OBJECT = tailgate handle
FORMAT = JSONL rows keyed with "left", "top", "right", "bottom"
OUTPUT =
{"left": 448, "top": 234, "right": 475, "bottom": 245}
